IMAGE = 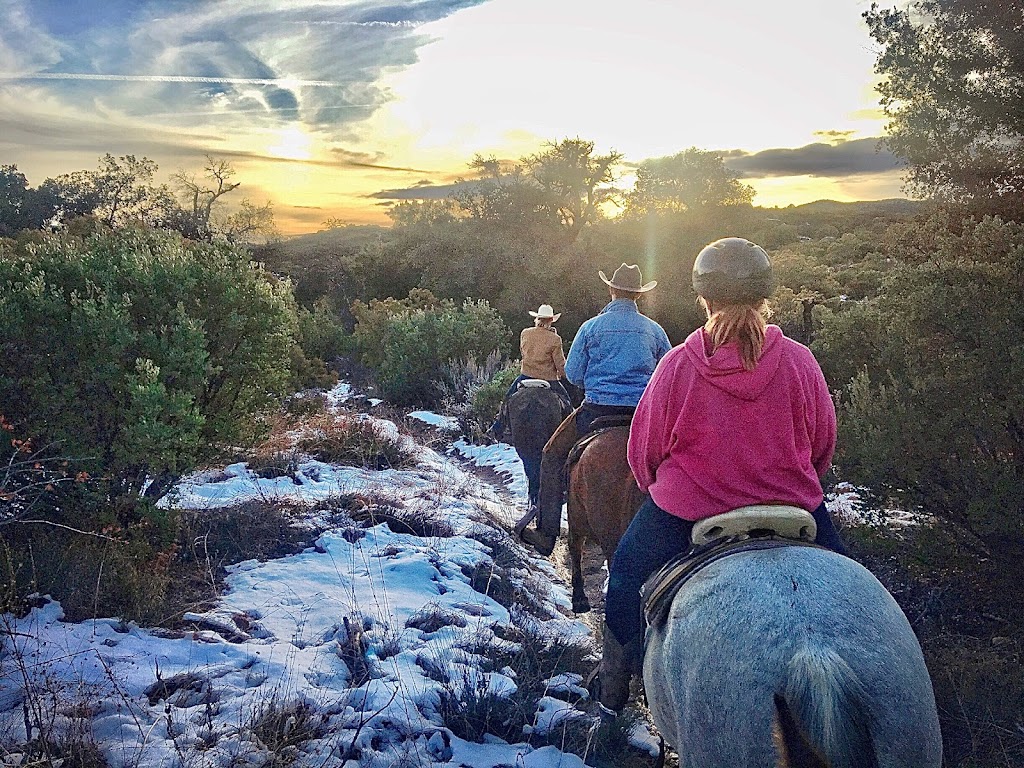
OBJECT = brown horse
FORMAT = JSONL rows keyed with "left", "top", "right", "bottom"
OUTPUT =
{"left": 566, "top": 425, "right": 644, "bottom": 613}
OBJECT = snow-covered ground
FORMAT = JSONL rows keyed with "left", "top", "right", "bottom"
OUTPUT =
{"left": 0, "top": 383, "right": 638, "bottom": 768}
{"left": 0, "top": 381, "right": 900, "bottom": 768}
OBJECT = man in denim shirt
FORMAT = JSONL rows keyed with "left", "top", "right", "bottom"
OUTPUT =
{"left": 518, "top": 264, "right": 671, "bottom": 556}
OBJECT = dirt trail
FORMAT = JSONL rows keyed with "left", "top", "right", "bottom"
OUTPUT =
{"left": 551, "top": 536, "right": 610, "bottom": 637}
{"left": 451, "top": 446, "right": 611, "bottom": 632}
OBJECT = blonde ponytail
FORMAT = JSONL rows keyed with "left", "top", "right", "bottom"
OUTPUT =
{"left": 701, "top": 298, "right": 769, "bottom": 371}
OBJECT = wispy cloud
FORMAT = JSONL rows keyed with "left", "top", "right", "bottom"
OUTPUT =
{"left": 1, "top": 0, "right": 490, "bottom": 131}
{"left": 299, "top": 20, "right": 420, "bottom": 28}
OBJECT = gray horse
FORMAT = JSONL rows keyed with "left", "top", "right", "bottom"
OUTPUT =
{"left": 643, "top": 545, "right": 942, "bottom": 768}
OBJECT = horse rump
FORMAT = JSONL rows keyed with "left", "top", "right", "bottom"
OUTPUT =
{"left": 506, "top": 383, "right": 570, "bottom": 452}
{"left": 642, "top": 547, "right": 941, "bottom": 768}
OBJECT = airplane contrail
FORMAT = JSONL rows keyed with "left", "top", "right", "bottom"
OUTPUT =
{"left": 141, "top": 103, "right": 382, "bottom": 119}
{"left": 301, "top": 20, "right": 418, "bottom": 27}
{"left": 1, "top": 73, "right": 342, "bottom": 87}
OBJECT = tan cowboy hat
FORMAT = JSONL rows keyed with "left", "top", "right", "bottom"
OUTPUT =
{"left": 528, "top": 303, "right": 561, "bottom": 321}
{"left": 599, "top": 263, "right": 657, "bottom": 293}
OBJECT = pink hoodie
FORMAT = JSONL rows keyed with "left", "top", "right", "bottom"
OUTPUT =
{"left": 627, "top": 325, "right": 836, "bottom": 521}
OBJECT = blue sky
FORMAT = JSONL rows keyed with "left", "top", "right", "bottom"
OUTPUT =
{"left": 0, "top": 0, "right": 904, "bottom": 233}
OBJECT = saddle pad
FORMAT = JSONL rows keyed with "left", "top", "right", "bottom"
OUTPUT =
{"left": 641, "top": 537, "right": 823, "bottom": 630}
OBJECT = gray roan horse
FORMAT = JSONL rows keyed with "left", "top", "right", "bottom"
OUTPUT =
{"left": 642, "top": 544, "right": 943, "bottom": 768}
{"left": 566, "top": 425, "right": 644, "bottom": 613}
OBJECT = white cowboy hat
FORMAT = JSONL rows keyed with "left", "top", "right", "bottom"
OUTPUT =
{"left": 528, "top": 304, "right": 561, "bottom": 321}
{"left": 599, "top": 263, "right": 658, "bottom": 293}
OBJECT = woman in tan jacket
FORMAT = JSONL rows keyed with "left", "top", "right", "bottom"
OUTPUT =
{"left": 491, "top": 304, "right": 572, "bottom": 509}
{"left": 519, "top": 304, "right": 568, "bottom": 386}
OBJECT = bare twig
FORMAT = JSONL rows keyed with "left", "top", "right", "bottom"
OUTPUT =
{"left": 3, "top": 518, "right": 121, "bottom": 540}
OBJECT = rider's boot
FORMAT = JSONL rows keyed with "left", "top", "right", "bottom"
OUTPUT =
{"left": 518, "top": 526, "right": 555, "bottom": 556}
{"left": 588, "top": 628, "right": 641, "bottom": 715}
{"left": 516, "top": 502, "right": 555, "bottom": 555}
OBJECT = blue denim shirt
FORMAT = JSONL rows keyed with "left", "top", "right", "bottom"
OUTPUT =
{"left": 564, "top": 299, "right": 672, "bottom": 406}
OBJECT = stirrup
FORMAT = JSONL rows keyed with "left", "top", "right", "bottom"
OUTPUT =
{"left": 586, "top": 669, "right": 623, "bottom": 721}
{"left": 512, "top": 506, "right": 536, "bottom": 537}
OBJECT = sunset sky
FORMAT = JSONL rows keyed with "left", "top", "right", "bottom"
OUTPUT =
{"left": 0, "top": 0, "right": 904, "bottom": 236}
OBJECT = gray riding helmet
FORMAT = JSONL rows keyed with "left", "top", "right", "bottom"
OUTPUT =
{"left": 692, "top": 237, "right": 774, "bottom": 302}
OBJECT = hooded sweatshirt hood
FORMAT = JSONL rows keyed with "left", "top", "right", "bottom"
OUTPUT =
{"left": 682, "top": 324, "right": 784, "bottom": 401}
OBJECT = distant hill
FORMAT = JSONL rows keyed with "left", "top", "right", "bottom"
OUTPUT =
{"left": 261, "top": 200, "right": 926, "bottom": 261}
{"left": 255, "top": 224, "right": 389, "bottom": 266}
{"left": 256, "top": 200, "right": 929, "bottom": 306}
{"left": 778, "top": 198, "right": 926, "bottom": 218}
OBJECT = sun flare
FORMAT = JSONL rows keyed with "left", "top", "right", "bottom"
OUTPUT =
{"left": 266, "top": 126, "right": 313, "bottom": 161}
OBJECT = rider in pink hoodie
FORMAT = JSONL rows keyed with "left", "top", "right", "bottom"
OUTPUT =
{"left": 628, "top": 322, "right": 835, "bottom": 521}
{"left": 590, "top": 237, "right": 848, "bottom": 716}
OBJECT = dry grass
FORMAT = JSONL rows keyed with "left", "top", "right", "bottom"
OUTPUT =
{"left": 245, "top": 693, "right": 329, "bottom": 767}
{"left": 248, "top": 410, "right": 417, "bottom": 478}
{"left": 295, "top": 413, "right": 416, "bottom": 469}
{"left": 162, "top": 500, "right": 338, "bottom": 628}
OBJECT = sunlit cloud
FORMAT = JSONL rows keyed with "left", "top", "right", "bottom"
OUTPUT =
{"left": 0, "top": 0, "right": 904, "bottom": 235}
{"left": 813, "top": 129, "right": 858, "bottom": 143}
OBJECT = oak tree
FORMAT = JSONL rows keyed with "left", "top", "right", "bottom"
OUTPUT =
{"left": 865, "top": 1, "right": 1024, "bottom": 203}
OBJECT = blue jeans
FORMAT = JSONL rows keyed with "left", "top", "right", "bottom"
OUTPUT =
{"left": 604, "top": 497, "right": 849, "bottom": 648}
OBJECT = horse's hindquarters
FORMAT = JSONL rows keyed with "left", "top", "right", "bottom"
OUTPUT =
{"left": 643, "top": 547, "right": 942, "bottom": 768}
{"left": 567, "top": 427, "right": 642, "bottom": 560}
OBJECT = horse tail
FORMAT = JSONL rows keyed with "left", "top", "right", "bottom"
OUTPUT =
{"left": 781, "top": 647, "right": 877, "bottom": 768}
{"left": 773, "top": 693, "right": 829, "bottom": 768}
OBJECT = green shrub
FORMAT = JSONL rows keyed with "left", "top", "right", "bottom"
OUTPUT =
{"left": 0, "top": 227, "right": 299, "bottom": 619}
{"left": 0, "top": 227, "right": 298, "bottom": 503}
{"left": 281, "top": 392, "right": 330, "bottom": 421}
{"left": 831, "top": 215, "right": 1024, "bottom": 568}
{"left": 472, "top": 361, "right": 520, "bottom": 431}
{"left": 350, "top": 288, "right": 510, "bottom": 407}
{"left": 289, "top": 297, "right": 349, "bottom": 389}
{"left": 297, "top": 296, "right": 350, "bottom": 363}
{"left": 812, "top": 299, "right": 888, "bottom": 390}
